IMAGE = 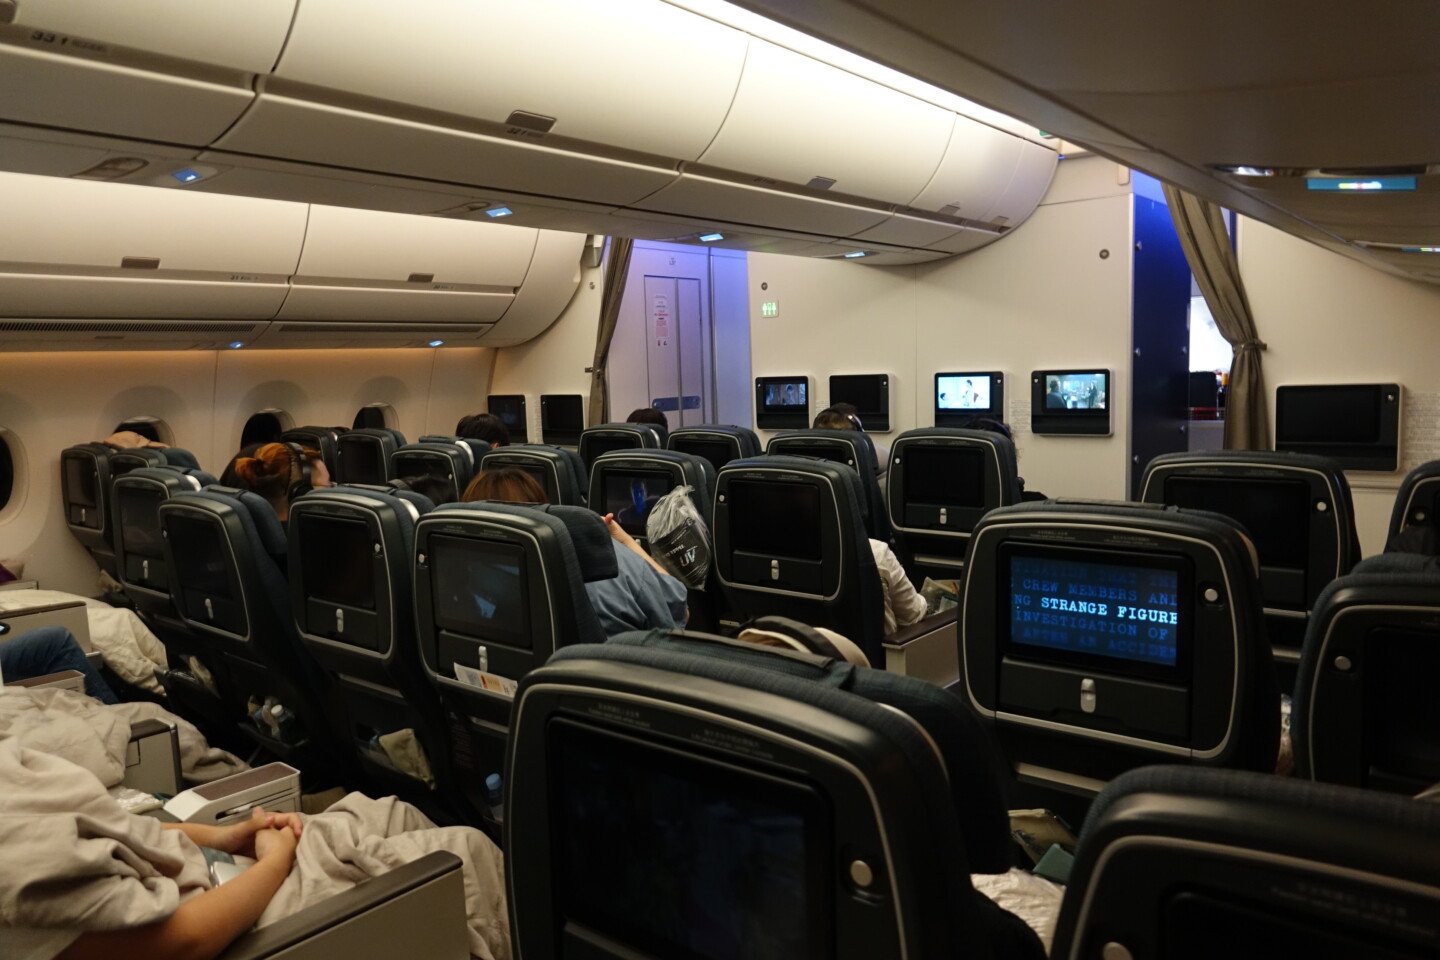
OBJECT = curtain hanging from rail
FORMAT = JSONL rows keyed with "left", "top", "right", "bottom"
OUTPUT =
{"left": 587, "top": 236, "right": 634, "bottom": 426}
{"left": 1162, "top": 183, "right": 1270, "bottom": 450}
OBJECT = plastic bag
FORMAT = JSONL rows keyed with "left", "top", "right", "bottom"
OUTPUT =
{"left": 645, "top": 485, "right": 712, "bottom": 589}
{"left": 920, "top": 577, "right": 960, "bottom": 615}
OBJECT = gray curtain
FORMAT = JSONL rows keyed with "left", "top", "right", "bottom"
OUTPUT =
{"left": 586, "top": 236, "right": 634, "bottom": 426}
{"left": 1162, "top": 183, "right": 1270, "bottom": 450}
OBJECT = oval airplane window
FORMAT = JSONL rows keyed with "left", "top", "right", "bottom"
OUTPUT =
{"left": 113, "top": 416, "right": 173, "bottom": 446}
{"left": 352, "top": 403, "right": 395, "bottom": 431}
{"left": 0, "top": 429, "right": 15, "bottom": 517}
{"left": 241, "top": 409, "right": 292, "bottom": 446}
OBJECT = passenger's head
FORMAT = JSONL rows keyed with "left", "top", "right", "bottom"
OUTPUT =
{"left": 1048, "top": 379, "right": 1059, "bottom": 393}
{"left": 959, "top": 416, "right": 1013, "bottom": 441}
{"left": 391, "top": 474, "right": 454, "bottom": 507}
{"left": 813, "top": 406, "right": 862, "bottom": 431}
{"left": 228, "top": 442, "right": 330, "bottom": 520}
{"left": 455, "top": 413, "right": 511, "bottom": 448}
{"left": 626, "top": 407, "right": 668, "bottom": 428}
{"left": 461, "top": 467, "right": 548, "bottom": 505}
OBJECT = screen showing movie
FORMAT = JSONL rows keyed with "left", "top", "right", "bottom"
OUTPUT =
{"left": 1164, "top": 477, "right": 1311, "bottom": 569}
{"left": 339, "top": 438, "right": 385, "bottom": 485}
{"left": 936, "top": 374, "right": 993, "bottom": 411}
{"left": 676, "top": 439, "right": 738, "bottom": 472}
{"left": 117, "top": 485, "right": 166, "bottom": 559}
{"left": 1007, "top": 551, "right": 1182, "bottom": 669}
{"left": 728, "top": 480, "right": 823, "bottom": 561}
{"left": 763, "top": 380, "right": 807, "bottom": 410}
{"left": 1277, "top": 385, "right": 1383, "bottom": 445}
{"left": 298, "top": 514, "right": 376, "bottom": 610}
{"left": 430, "top": 535, "right": 528, "bottom": 646}
{"left": 903, "top": 445, "right": 985, "bottom": 509}
{"left": 603, "top": 470, "right": 675, "bottom": 535}
{"left": 1042, "top": 372, "right": 1107, "bottom": 411}
{"left": 554, "top": 720, "right": 828, "bottom": 960}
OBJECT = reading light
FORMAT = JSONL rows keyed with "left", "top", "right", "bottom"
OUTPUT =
{"left": 1307, "top": 176, "right": 1416, "bottom": 192}
{"left": 699, "top": 233, "right": 724, "bottom": 242}
{"left": 227, "top": 341, "right": 245, "bottom": 349}
{"left": 1402, "top": 246, "right": 1440, "bottom": 254}
{"left": 171, "top": 168, "right": 203, "bottom": 183}
{"left": 484, "top": 206, "right": 514, "bottom": 218}
{"left": 428, "top": 339, "right": 445, "bottom": 347}
{"left": 843, "top": 251, "right": 866, "bottom": 259}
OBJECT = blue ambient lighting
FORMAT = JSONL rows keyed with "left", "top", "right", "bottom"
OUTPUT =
{"left": 484, "top": 207, "right": 514, "bottom": 218}
{"left": 227, "top": 341, "right": 244, "bottom": 349}
{"left": 699, "top": 233, "right": 724, "bottom": 242}
{"left": 428, "top": 339, "right": 445, "bottom": 347}
{"left": 172, "top": 168, "right": 203, "bottom": 183}
{"left": 1401, "top": 246, "right": 1440, "bottom": 254}
{"left": 843, "top": 251, "right": 866, "bottom": 259}
{"left": 1306, "top": 176, "right": 1417, "bottom": 192}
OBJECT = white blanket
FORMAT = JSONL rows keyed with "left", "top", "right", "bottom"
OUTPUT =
{"left": 0, "top": 589, "right": 167, "bottom": 693}
{"left": 972, "top": 868, "right": 1065, "bottom": 953}
{"left": 0, "top": 686, "right": 246, "bottom": 786}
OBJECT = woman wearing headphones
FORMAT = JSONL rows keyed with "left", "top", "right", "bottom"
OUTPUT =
{"left": 224, "top": 442, "right": 332, "bottom": 523}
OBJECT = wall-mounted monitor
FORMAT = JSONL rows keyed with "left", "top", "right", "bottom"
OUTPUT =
{"left": 1275, "top": 383, "right": 1401, "bottom": 471}
{"left": 487, "top": 394, "right": 528, "bottom": 444}
{"left": 1031, "top": 369, "right": 1112, "bottom": 436}
{"left": 541, "top": 395, "right": 584, "bottom": 447}
{"left": 828, "top": 374, "right": 891, "bottom": 432}
{"left": 934, "top": 371, "right": 1004, "bottom": 426}
{"left": 755, "top": 376, "right": 810, "bottom": 430}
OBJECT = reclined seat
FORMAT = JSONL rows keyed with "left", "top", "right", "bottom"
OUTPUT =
{"left": 667, "top": 423, "right": 762, "bottom": 471}
{"left": 1293, "top": 551, "right": 1440, "bottom": 794}
{"left": 767, "top": 428, "right": 893, "bottom": 544}
{"left": 279, "top": 425, "right": 345, "bottom": 477}
{"left": 412, "top": 501, "right": 613, "bottom": 824}
{"left": 389, "top": 438, "right": 476, "bottom": 504}
{"left": 577, "top": 422, "right": 662, "bottom": 474}
{"left": 960, "top": 500, "right": 1280, "bottom": 820}
{"left": 1388, "top": 457, "right": 1440, "bottom": 551}
{"left": 477, "top": 443, "right": 588, "bottom": 506}
{"left": 334, "top": 427, "right": 406, "bottom": 485}
{"left": 288, "top": 485, "right": 455, "bottom": 809}
{"left": 506, "top": 629, "right": 1043, "bottom": 960}
{"left": 886, "top": 427, "right": 1022, "bottom": 580}
{"left": 159, "top": 487, "right": 347, "bottom": 779}
{"left": 1139, "top": 450, "right": 1361, "bottom": 675}
{"left": 1052, "top": 766, "right": 1440, "bottom": 960}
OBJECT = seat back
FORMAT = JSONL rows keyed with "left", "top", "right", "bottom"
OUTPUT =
{"left": 960, "top": 500, "right": 1279, "bottom": 810}
{"left": 767, "top": 428, "right": 892, "bottom": 543}
{"left": 160, "top": 487, "right": 341, "bottom": 765}
{"left": 667, "top": 423, "right": 762, "bottom": 471}
{"left": 1388, "top": 458, "right": 1440, "bottom": 551}
{"left": 506, "top": 631, "right": 1043, "bottom": 960}
{"left": 587, "top": 448, "right": 716, "bottom": 540}
{"left": 389, "top": 440, "right": 475, "bottom": 505}
{"left": 1139, "top": 450, "right": 1361, "bottom": 664}
{"left": 288, "top": 486, "right": 453, "bottom": 798}
{"left": 477, "top": 444, "right": 588, "bottom": 506}
{"left": 714, "top": 455, "right": 886, "bottom": 664}
{"left": 886, "top": 427, "right": 1022, "bottom": 579}
{"left": 109, "top": 446, "right": 171, "bottom": 477}
{"left": 335, "top": 428, "right": 406, "bottom": 485}
{"left": 280, "top": 426, "right": 345, "bottom": 476}
{"left": 577, "top": 422, "right": 661, "bottom": 474}
{"left": 413, "top": 501, "right": 610, "bottom": 818}
{"left": 1052, "top": 766, "right": 1440, "bottom": 960}
{"left": 113, "top": 467, "right": 211, "bottom": 616}
{"left": 60, "top": 442, "right": 122, "bottom": 570}
{"left": 1293, "top": 552, "right": 1440, "bottom": 794}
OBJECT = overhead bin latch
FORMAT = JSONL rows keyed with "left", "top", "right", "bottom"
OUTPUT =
{"left": 505, "top": 110, "right": 556, "bottom": 139}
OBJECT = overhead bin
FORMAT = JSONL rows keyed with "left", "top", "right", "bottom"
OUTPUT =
{"left": 0, "top": 172, "right": 304, "bottom": 320}
{"left": 635, "top": 170, "right": 893, "bottom": 238}
{"left": 909, "top": 116, "right": 1028, "bottom": 224}
{"left": 483, "top": 232, "right": 588, "bottom": 348}
{"left": 983, "top": 140, "right": 1060, "bottom": 228}
{"left": 0, "top": 0, "right": 296, "bottom": 144}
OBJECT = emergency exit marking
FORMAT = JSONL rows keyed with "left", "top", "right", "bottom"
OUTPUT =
{"left": 761, "top": 301, "right": 779, "bottom": 318}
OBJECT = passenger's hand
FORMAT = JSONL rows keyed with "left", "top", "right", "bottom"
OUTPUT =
{"left": 253, "top": 822, "right": 299, "bottom": 865}
{"left": 601, "top": 513, "right": 636, "bottom": 547}
{"left": 208, "top": 806, "right": 303, "bottom": 856}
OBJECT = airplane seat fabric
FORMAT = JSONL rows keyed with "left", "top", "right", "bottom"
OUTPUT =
{"left": 667, "top": 423, "right": 763, "bottom": 470}
{"left": 507, "top": 632, "right": 1045, "bottom": 959}
{"left": 577, "top": 422, "right": 663, "bottom": 475}
{"left": 1292, "top": 551, "right": 1440, "bottom": 793}
{"left": 1052, "top": 764, "right": 1440, "bottom": 960}
{"left": 1387, "top": 457, "right": 1440, "bottom": 551}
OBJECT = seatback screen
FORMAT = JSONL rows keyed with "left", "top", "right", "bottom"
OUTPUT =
{"left": 775, "top": 441, "right": 852, "bottom": 467}
{"left": 1164, "top": 476, "right": 1311, "bottom": 569}
{"left": 430, "top": 534, "right": 529, "bottom": 647}
{"left": 164, "top": 515, "right": 233, "bottom": 599}
{"left": 553, "top": 720, "right": 829, "bottom": 960}
{"left": 1006, "top": 551, "right": 1184, "bottom": 671}
{"left": 676, "top": 439, "right": 737, "bottom": 472}
{"left": 582, "top": 435, "right": 638, "bottom": 469}
{"left": 728, "top": 480, "right": 823, "bottom": 561}
{"left": 117, "top": 485, "right": 166, "bottom": 558}
{"left": 339, "top": 438, "right": 385, "bottom": 485}
{"left": 299, "top": 514, "right": 376, "bottom": 610}
{"left": 602, "top": 470, "right": 675, "bottom": 536}
{"left": 65, "top": 455, "right": 98, "bottom": 507}
{"left": 903, "top": 445, "right": 985, "bottom": 508}
{"left": 1365, "top": 626, "right": 1440, "bottom": 785}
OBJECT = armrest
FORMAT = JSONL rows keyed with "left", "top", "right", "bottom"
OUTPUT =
{"left": 217, "top": 852, "right": 469, "bottom": 960}
{"left": 885, "top": 608, "right": 958, "bottom": 647}
{"left": 124, "top": 717, "right": 182, "bottom": 797}
{"left": 4, "top": 669, "right": 87, "bottom": 693}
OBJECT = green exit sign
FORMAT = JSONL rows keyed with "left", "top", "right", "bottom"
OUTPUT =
{"left": 761, "top": 301, "right": 779, "bottom": 318}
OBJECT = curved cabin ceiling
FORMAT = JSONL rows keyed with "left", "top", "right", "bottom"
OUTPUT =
{"left": 725, "top": 0, "right": 1440, "bottom": 285}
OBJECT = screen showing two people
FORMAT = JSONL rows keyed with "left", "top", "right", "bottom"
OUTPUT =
{"left": 936, "top": 375, "right": 992, "bottom": 411}
{"left": 763, "top": 381, "right": 807, "bottom": 409}
{"left": 1009, "top": 553, "right": 1180, "bottom": 668}
{"left": 1043, "top": 373, "right": 1107, "bottom": 411}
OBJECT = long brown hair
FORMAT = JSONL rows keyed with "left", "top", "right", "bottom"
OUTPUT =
{"left": 230, "top": 442, "right": 321, "bottom": 515}
{"left": 461, "top": 467, "right": 547, "bottom": 504}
